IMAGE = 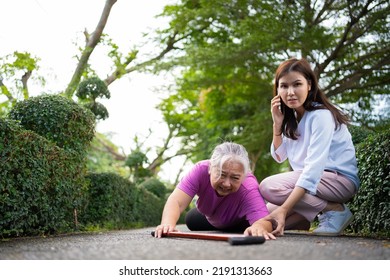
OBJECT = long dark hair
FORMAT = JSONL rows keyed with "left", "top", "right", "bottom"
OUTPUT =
{"left": 273, "top": 58, "right": 350, "bottom": 139}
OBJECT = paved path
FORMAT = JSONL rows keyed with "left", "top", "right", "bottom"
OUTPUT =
{"left": 0, "top": 226, "right": 388, "bottom": 260}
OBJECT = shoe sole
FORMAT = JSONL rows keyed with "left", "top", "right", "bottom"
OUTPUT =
{"left": 311, "top": 215, "right": 354, "bottom": 237}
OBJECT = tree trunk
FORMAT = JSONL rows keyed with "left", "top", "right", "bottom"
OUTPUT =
{"left": 64, "top": 0, "right": 117, "bottom": 98}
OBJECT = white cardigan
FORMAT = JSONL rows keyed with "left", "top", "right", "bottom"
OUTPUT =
{"left": 271, "top": 109, "right": 360, "bottom": 194}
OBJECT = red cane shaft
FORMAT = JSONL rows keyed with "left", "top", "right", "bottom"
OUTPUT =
{"left": 151, "top": 231, "right": 265, "bottom": 245}
{"left": 161, "top": 231, "right": 232, "bottom": 241}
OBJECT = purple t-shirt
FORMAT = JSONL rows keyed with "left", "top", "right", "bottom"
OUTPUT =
{"left": 177, "top": 160, "right": 269, "bottom": 229}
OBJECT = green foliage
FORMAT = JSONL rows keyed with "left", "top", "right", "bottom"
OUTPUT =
{"left": 8, "top": 94, "right": 95, "bottom": 155}
{"left": 83, "top": 102, "right": 109, "bottom": 121}
{"left": 134, "top": 187, "right": 165, "bottom": 226}
{"left": 80, "top": 172, "right": 137, "bottom": 229}
{"left": 0, "top": 51, "right": 44, "bottom": 98}
{"left": 348, "top": 125, "right": 375, "bottom": 146}
{"left": 76, "top": 77, "right": 110, "bottom": 100}
{"left": 101, "top": 34, "right": 138, "bottom": 79}
{"left": 0, "top": 119, "right": 88, "bottom": 237}
{"left": 349, "top": 130, "right": 390, "bottom": 237}
{"left": 0, "top": 94, "right": 95, "bottom": 237}
{"left": 86, "top": 133, "right": 128, "bottom": 177}
{"left": 156, "top": 0, "right": 389, "bottom": 172}
{"left": 125, "top": 150, "right": 149, "bottom": 167}
{"left": 80, "top": 172, "right": 165, "bottom": 229}
{"left": 138, "top": 178, "right": 168, "bottom": 199}
{"left": 76, "top": 77, "right": 111, "bottom": 120}
{"left": 0, "top": 52, "right": 39, "bottom": 90}
{"left": 125, "top": 150, "right": 152, "bottom": 182}
{"left": 0, "top": 51, "right": 45, "bottom": 117}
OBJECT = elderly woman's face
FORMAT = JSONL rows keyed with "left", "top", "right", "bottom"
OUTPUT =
{"left": 210, "top": 160, "right": 245, "bottom": 197}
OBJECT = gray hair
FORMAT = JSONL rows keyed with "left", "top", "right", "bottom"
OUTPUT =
{"left": 209, "top": 142, "right": 251, "bottom": 176}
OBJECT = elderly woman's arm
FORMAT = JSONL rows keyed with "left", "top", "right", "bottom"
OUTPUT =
{"left": 154, "top": 188, "right": 193, "bottom": 238}
{"left": 244, "top": 219, "right": 276, "bottom": 240}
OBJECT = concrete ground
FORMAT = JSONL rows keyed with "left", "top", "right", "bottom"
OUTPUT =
{"left": 0, "top": 226, "right": 388, "bottom": 260}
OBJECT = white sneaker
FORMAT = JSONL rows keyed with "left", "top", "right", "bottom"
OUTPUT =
{"left": 313, "top": 204, "right": 353, "bottom": 236}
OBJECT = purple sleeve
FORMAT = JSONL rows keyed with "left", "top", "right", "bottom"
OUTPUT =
{"left": 177, "top": 161, "right": 208, "bottom": 198}
{"left": 241, "top": 175, "right": 270, "bottom": 225}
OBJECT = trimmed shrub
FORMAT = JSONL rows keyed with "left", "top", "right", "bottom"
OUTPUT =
{"left": 133, "top": 187, "right": 166, "bottom": 227}
{"left": 76, "top": 77, "right": 110, "bottom": 100}
{"left": 76, "top": 77, "right": 111, "bottom": 120}
{"left": 0, "top": 119, "right": 88, "bottom": 237}
{"left": 81, "top": 172, "right": 137, "bottom": 228}
{"left": 81, "top": 172, "right": 165, "bottom": 229}
{"left": 8, "top": 94, "right": 95, "bottom": 154}
{"left": 138, "top": 178, "right": 168, "bottom": 199}
{"left": 349, "top": 130, "right": 390, "bottom": 237}
{"left": 348, "top": 125, "right": 375, "bottom": 146}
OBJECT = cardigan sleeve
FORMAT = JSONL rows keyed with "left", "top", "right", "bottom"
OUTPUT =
{"left": 296, "top": 110, "right": 335, "bottom": 194}
{"left": 271, "top": 140, "right": 288, "bottom": 163}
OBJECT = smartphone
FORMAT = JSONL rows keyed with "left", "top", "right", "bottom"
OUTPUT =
{"left": 280, "top": 96, "right": 285, "bottom": 114}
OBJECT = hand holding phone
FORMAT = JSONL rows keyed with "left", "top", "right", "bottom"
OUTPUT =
{"left": 271, "top": 94, "right": 284, "bottom": 125}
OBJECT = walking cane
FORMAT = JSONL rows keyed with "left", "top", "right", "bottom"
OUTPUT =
{"left": 151, "top": 231, "right": 265, "bottom": 245}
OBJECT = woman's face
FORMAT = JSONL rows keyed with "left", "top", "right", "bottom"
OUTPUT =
{"left": 278, "top": 71, "right": 311, "bottom": 117}
{"left": 210, "top": 160, "right": 245, "bottom": 197}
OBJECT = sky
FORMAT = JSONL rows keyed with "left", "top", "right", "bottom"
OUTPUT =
{"left": 0, "top": 0, "right": 188, "bottom": 182}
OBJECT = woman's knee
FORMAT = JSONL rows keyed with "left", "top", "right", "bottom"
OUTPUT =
{"left": 185, "top": 208, "right": 198, "bottom": 230}
{"left": 259, "top": 176, "right": 277, "bottom": 198}
{"left": 185, "top": 208, "right": 215, "bottom": 231}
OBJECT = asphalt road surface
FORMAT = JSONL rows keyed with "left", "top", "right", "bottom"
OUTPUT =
{"left": 0, "top": 225, "right": 388, "bottom": 260}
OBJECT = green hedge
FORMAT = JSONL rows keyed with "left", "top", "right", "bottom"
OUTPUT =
{"left": 80, "top": 172, "right": 165, "bottom": 229}
{"left": 349, "top": 130, "right": 390, "bottom": 237}
{"left": 1, "top": 93, "right": 388, "bottom": 238}
{"left": 138, "top": 178, "right": 189, "bottom": 224}
{"left": 8, "top": 94, "right": 95, "bottom": 155}
{"left": 348, "top": 125, "right": 375, "bottom": 146}
{"left": 0, "top": 94, "right": 95, "bottom": 238}
{"left": 138, "top": 178, "right": 168, "bottom": 199}
{"left": 0, "top": 119, "right": 88, "bottom": 237}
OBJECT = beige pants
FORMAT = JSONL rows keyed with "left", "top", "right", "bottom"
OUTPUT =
{"left": 259, "top": 170, "right": 357, "bottom": 224}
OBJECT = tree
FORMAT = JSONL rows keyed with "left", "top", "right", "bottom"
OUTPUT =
{"left": 155, "top": 0, "right": 390, "bottom": 178}
{"left": 76, "top": 77, "right": 111, "bottom": 120}
{"left": 0, "top": 0, "right": 192, "bottom": 180}
{"left": 0, "top": 52, "right": 44, "bottom": 116}
{"left": 2, "top": 0, "right": 388, "bottom": 181}
{"left": 86, "top": 132, "right": 129, "bottom": 177}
